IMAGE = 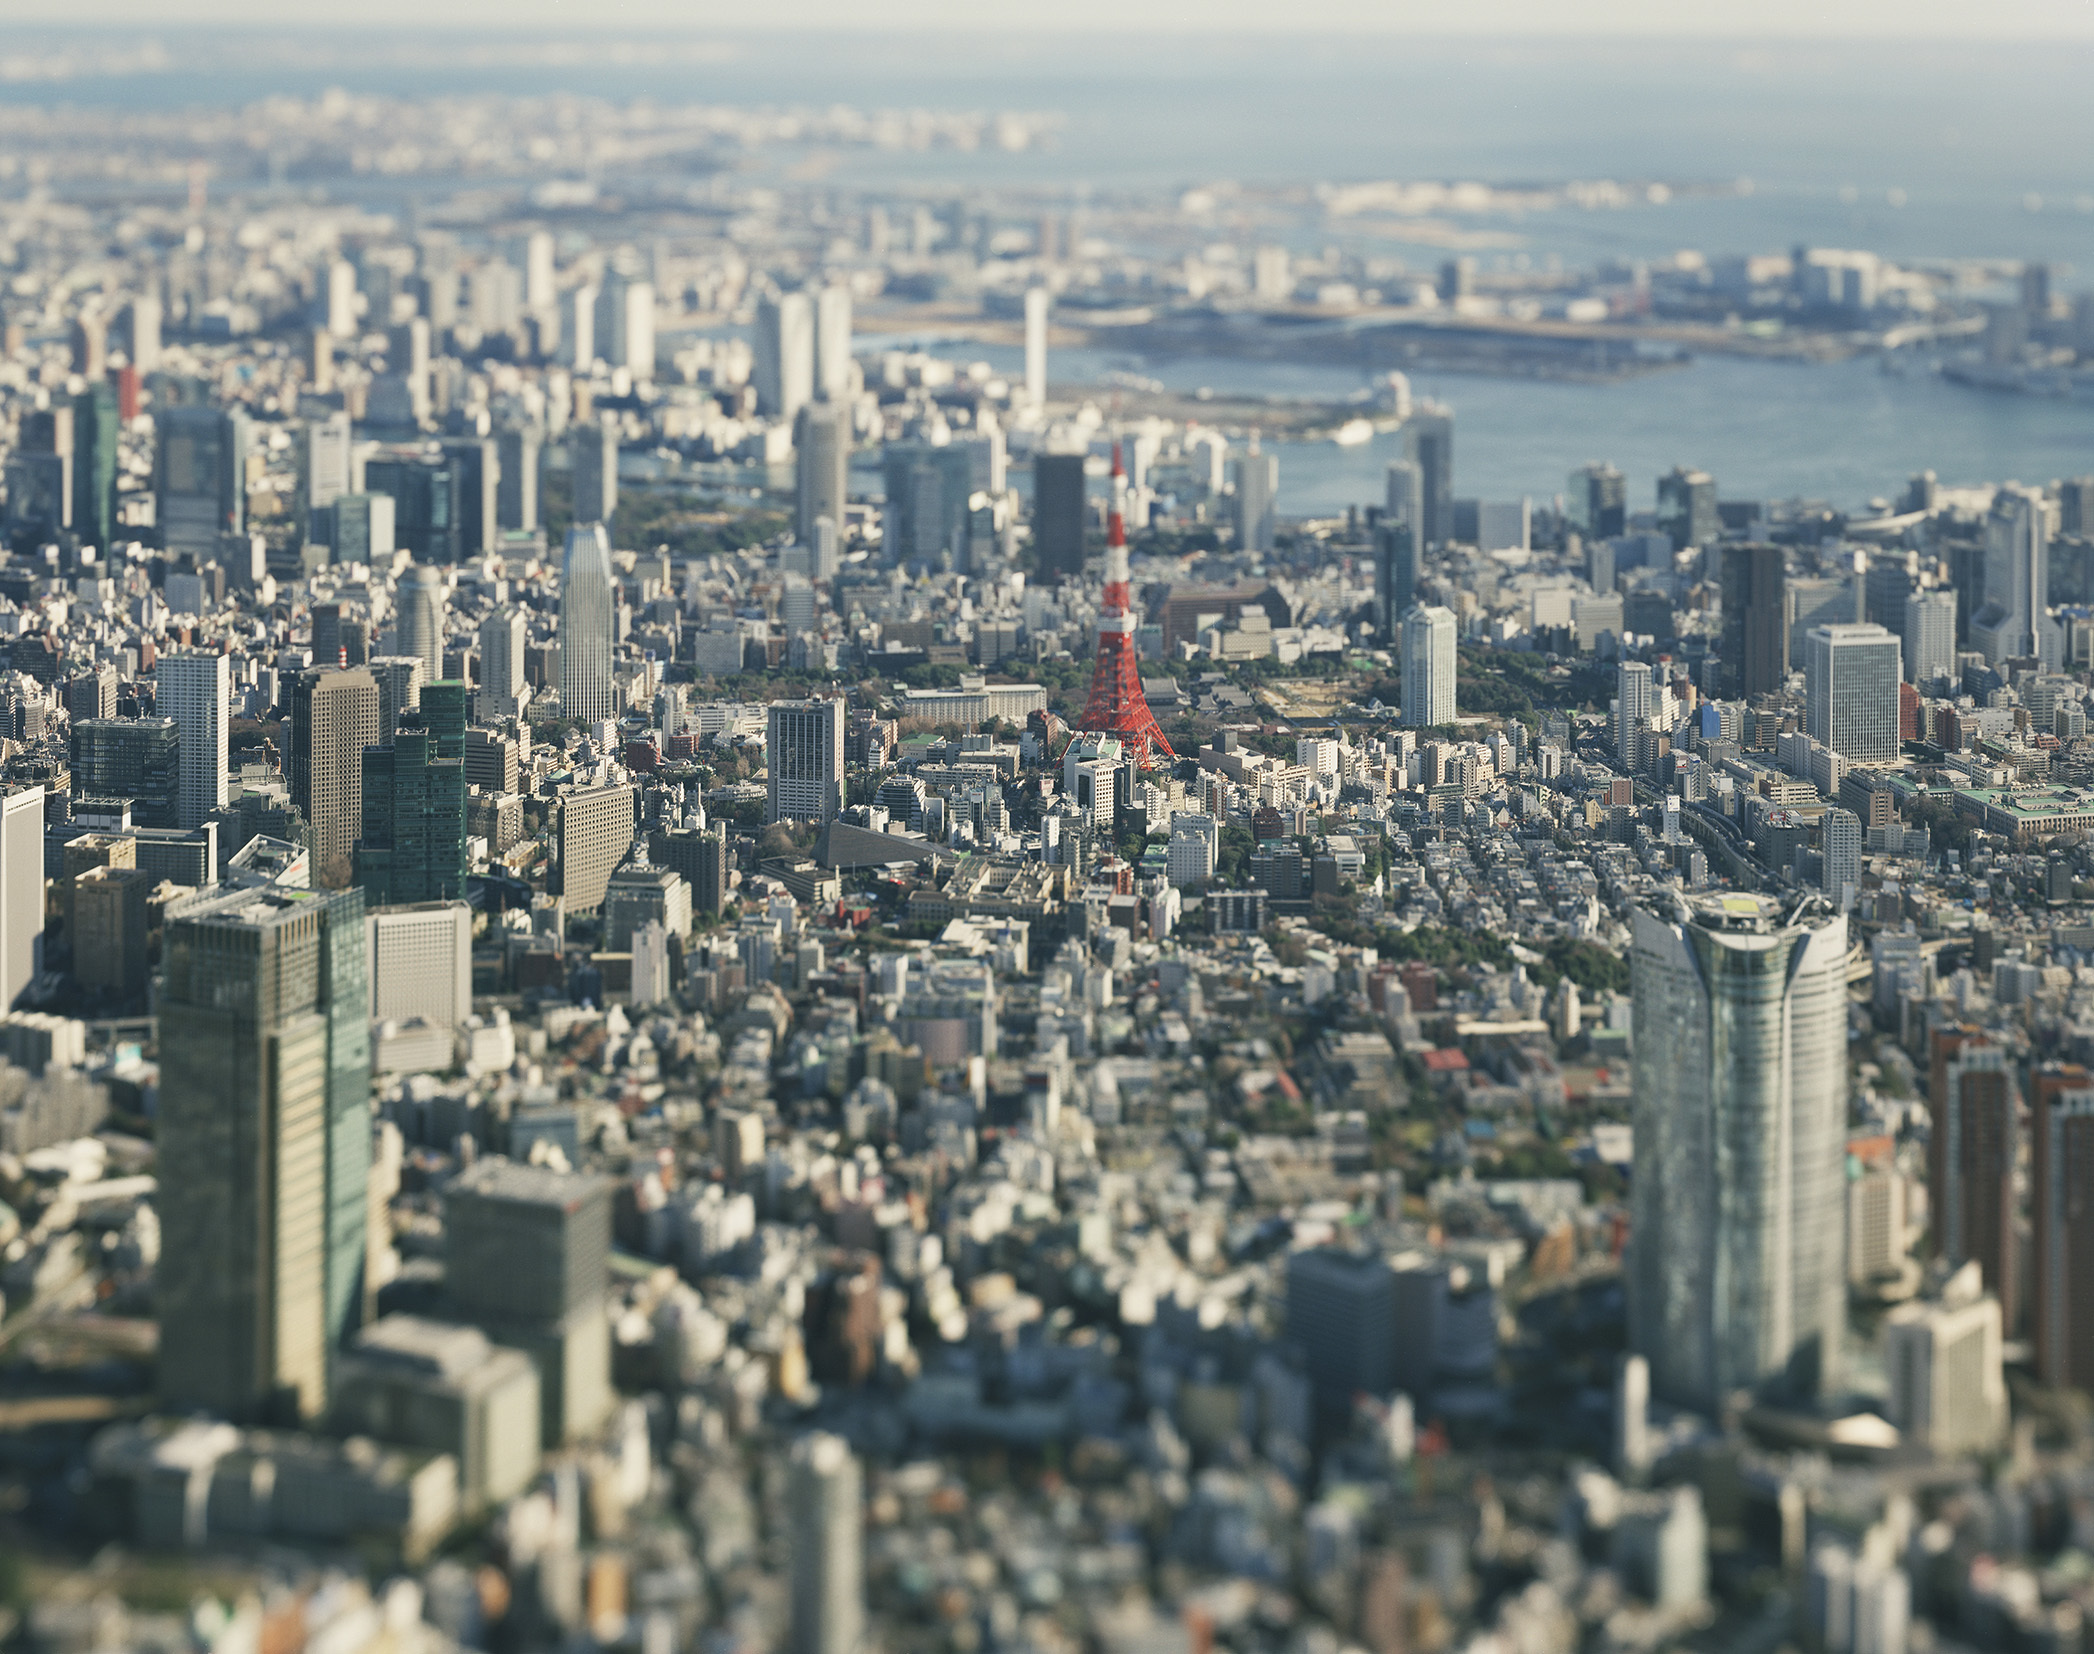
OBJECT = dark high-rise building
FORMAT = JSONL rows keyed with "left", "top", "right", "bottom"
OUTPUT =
{"left": 419, "top": 679, "right": 470, "bottom": 760}
{"left": 495, "top": 425, "right": 540, "bottom": 533}
{"left": 1720, "top": 543, "right": 1787, "bottom": 700}
{"left": 1032, "top": 451, "right": 1087, "bottom": 582}
{"left": 155, "top": 405, "right": 249, "bottom": 556}
{"left": 1402, "top": 413, "right": 1453, "bottom": 548}
{"left": 1372, "top": 520, "right": 1420, "bottom": 640}
{"left": 69, "top": 716, "right": 180, "bottom": 827}
{"left": 1566, "top": 462, "right": 1627, "bottom": 540}
{"left": 363, "top": 454, "right": 464, "bottom": 565}
{"left": 1657, "top": 467, "right": 1719, "bottom": 551}
{"left": 157, "top": 880, "right": 370, "bottom": 1421}
{"left": 2033, "top": 1064, "right": 2094, "bottom": 1393}
{"left": 1865, "top": 552, "right": 1917, "bottom": 631}
{"left": 355, "top": 716, "right": 467, "bottom": 906}
{"left": 72, "top": 381, "right": 119, "bottom": 551}
{"left": 440, "top": 437, "right": 499, "bottom": 558}
{"left": 1934, "top": 1042, "right": 2019, "bottom": 1321}
{"left": 311, "top": 602, "right": 369, "bottom": 669}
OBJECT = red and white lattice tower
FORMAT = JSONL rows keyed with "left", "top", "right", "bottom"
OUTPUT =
{"left": 1078, "top": 444, "right": 1173, "bottom": 764}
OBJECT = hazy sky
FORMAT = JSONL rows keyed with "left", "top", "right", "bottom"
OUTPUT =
{"left": 15, "top": 0, "right": 2094, "bottom": 36}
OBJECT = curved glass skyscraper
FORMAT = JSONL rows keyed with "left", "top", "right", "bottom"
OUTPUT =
{"left": 559, "top": 522, "right": 615, "bottom": 725}
{"left": 1629, "top": 893, "right": 1849, "bottom": 1413}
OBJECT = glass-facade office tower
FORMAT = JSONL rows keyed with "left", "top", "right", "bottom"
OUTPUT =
{"left": 1032, "top": 451, "right": 1087, "bottom": 583}
{"left": 1231, "top": 448, "right": 1278, "bottom": 553}
{"left": 571, "top": 420, "right": 619, "bottom": 529}
{"left": 1399, "top": 604, "right": 1457, "bottom": 730}
{"left": 1374, "top": 520, "right": 1420, "bottom": 640}
{"left": 73, "top": 381, "right": 119, "bottom": 550}
{"left": 356, "top": 716, "right": 468, "bottom": 906}
{"left": 1657, "top": 466, "right": 1719, "bottom": 550}
{"left": 157, "top": 881, "right": 370, "bottom": 1421}
{"left": 1566, "top": 462, "right": 1627, "bottom": 539}
{"left": 1630, "top": 895, "right": 1848, "bottom": 1411}
{"left": 1805, "top": 622, "right": 1902, "bottom": 764}
{"left": 767, "top": 698, "right": 846, "bottom": 825}
{"left": 154, "top": 405, "right": 248, "bottom": 556}
{"left": 1401, "top": 412, "right": 1452, "bottom": 548}
{"left": 69, "top": 716, "right": 180, "bottom": 826}
{"left": 1720, "top": 543, "right": 1787, "bottom": 701}
{"left": 559, "top": 523, "right": 616, "bottom": 724}
{"left": 1973, "top": 483, "right": 2050, "bottom": 666}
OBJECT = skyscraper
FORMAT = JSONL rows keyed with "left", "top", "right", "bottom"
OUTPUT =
{"left": 794, "top": 403, "right": 850, "bottom": 548}
{"left": 789, "top": 1433, "right": 865, "bottom": 1654}
{"left": 1032, "top": 450, "right": 1088, "bottom": 582}
{"left": 1656, "top": 466, "right": 1718, "bottom": 550}
{"left": 292, "top": 668, "right": 381, "bottom": 890}
{"left": 767, "top": 699, "right": 846, "bottom": 826}
{"left": 441, "top": 437, "right": 500, "bottom": 558}
{"left": 1022, "top": 286, "right": 1048, "bottom": 407}
{"left": 396, "top": 564, "right": 446, "bottom": 686}
{"left": 1629, "top": 894, "right": 1848, "bottom": 1410}
{"left": 2033, "top": 1065, "right": 2094, "bottom": 1393}
{"left": 0, "top": 786, "right": 46, "bottom": 1011}
{"left": 1821, "top": 807, "right": 1862, "bottom": 901}
{"left": 1903, "top": 588, "right": 1957, "bottom": 687}
{"left": 814, "top": 284, "right": 853, "bottom": 403}
{"left": 559, "top": 523, "right": 616, "bottom": 725}
{"left": 302, "top": 411, "right": 354, "bottom": 523}
{"left": 1232, "top": 446, "right": 1278, "bottom": 553}
{"left": 496, "top": 425, "right": 540, "bottom": 533}
{"left": 1805, "top": 623, "right": 1901, "bottom": 764}
{"left": 154, "top": 649, "right": 227, "bottom": 829}
{"left": 155, "top": 405, "right": 248, "bottom": 556}
{"left": 1973, "top": 483, "right": 2050, "bottom": 666}
{"left": 1401, "top": 412, "right": 1452, "bottom": 548}
{"left": 1934, "top": 1044, "right": 2018, "bottom": 1316}
{"left": 1286, "top": 1246, "right": 1398, "bottom": 1420}
{"left": 355, "top": 716, "right": 468, "bottom": 907}
{"left": 1614, "top": 659, "right": 1653, "bottom": 764}
{"left": 556, "top": 784, "right": 636, "bottom": 916}
{"left": 367, "top": 655, "right": 425, "bottom": 744}
{"left": 1372, "top": 520, "right": 1419, "bottom": 640}
{"left": 157, "top": 880, "right": 370, "bottom": 1421}
{"left": 1385, "top": 457, "right": 1420, "bottom": 528}
{"left": 755, "top": 290, "right": 815, "bottom": 422}
{"left": 70, "top": 717, "right": 180, "bottom": 826}
{"left": 1566, "top": 462, "right": 1627, "bottom": 539}
{"left": 477, "top": 608, "right": 527, "bottom": 722}
{"left": 1399, "top": 604, "right": 1457, "bottom": 730}
{"left": 1720, "top": 543, "right": 1787, "bottom": 700}
{"left": 570, "top": 419, "right": 618, "bottom": 529}
{"left": 72, "top": 381, "right": 118, "bottom": 551}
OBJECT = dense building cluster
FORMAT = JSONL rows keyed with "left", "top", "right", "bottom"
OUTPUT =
{"left": 6, "top": 71, "right": 2094, "bottom": 1654}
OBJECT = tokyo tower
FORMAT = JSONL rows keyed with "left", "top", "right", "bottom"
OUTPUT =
{"left": 1078, "top": 445, "right": 1173, "bottom": 764}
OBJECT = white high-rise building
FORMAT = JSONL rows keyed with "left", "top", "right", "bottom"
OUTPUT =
{"left": 766, "top": 699, "right": 845, "bottom": 826}
{"left": 523, "top": 230, "right": 556, "bottom": 312}
{"left": 303, "top": 411, "right": 353, "bottom": 517}
{"left": 325, "top": 259, "right": 358, "bottom": 338}
{"left": 477, "top": 608, "right": 527, "bottom": 722}
{"left": 814, "top": 284, "right": 853, "bottom": 403}
{"left": 1806, "top": 622, "right": 1901, "bottom": 765}
{"left": 559, "top": 524, "right": 616, "bottom": 725}
{"left": 1883, "top": 1283, "right": 2007, "bottom": 1455}
{"left": 566, "top": 282, "right": 598, "bottom": 370}
{"left": 1400, "top": 604, "right": 1457, "bottom": 729}
{"left": 0, "top": 786, "right": 46, "bottom": 1011}
{"left": 1614, "top": 658, "right": 1653, "bottom": 765}
{"left": 755, "top": 290, "right": 815, "bottom": 423}
{"left": 396, "top": 565, "right": 446, "bottom": 686}
{"left": 1023, "top": 286, "right": 1049, "bottom": 408}
{"left": 631, "top": 921, "right": 671, "bottom": 1007}
{"left": 788, "top": 1433, "right": 864, "bottom": 1654}
{"left": 1822, "top": 806, "right": 1863, "bottom": 902}
{"left": 365, "top": 901, "right": 472, "bottom": 1030}
{"left": 1902, "top": 588, "right": 1957, "bottom": 686}
{"left": 1630, "top": 894, "right": 1848, "bottom": 1412}
{"left": 159, "top": 651, "right": 229, "bottom": 830}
